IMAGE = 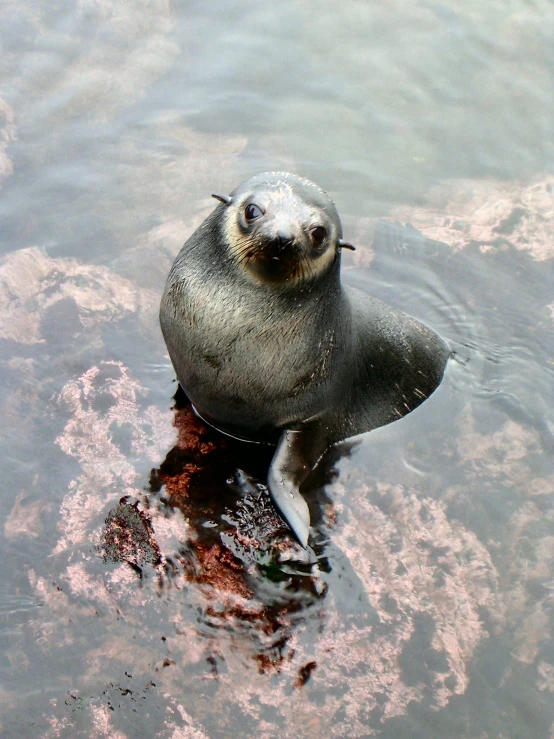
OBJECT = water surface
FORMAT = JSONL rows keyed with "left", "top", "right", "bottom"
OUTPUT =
{"left": 0, "top": 1, "right": 553, "bottom": 737}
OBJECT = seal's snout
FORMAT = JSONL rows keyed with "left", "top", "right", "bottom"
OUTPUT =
{"left": 249, "top": 235, "right": 298, "bottom": 283}
{"left": 276, "top": 230, "right": 294, "bottom": 249}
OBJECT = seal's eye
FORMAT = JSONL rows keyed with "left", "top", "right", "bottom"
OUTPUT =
{"left": 245, "top": 204, "right": 264, "bottom": 221}
{"left": 309, "top": 226, "right": 327, "bottom": 247}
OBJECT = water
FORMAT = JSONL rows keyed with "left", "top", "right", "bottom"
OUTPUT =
{"left": 1, "top": 1, "right": 553, "bottom": 736}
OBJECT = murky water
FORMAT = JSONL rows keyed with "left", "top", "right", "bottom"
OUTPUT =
{"left": 1, "top": 1, "right": 553, "bottom": 737}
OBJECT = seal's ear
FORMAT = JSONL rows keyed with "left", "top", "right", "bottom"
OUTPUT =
{"left": 212, "top": 193, "right": 233, "bottom": 206}
{"left": 338, "top": 239, "right": 356, "bottom": 251}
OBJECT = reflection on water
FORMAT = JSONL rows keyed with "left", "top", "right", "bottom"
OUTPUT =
{"left": 0, "top": 0, "right": 553, "bottom": 737}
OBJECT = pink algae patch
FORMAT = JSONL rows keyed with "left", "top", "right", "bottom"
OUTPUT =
{"left": 311, "top": 480, "right": 502, "bottom": 724}
{"left": 4, "top": 490, "right": 52, "bottom": 539}
{"left": 0, "top": 247, "right": 148, "bottom": 345}
{"left": 53, "top": 361, "right": 174, "bottom": 553}
{"left": 158, "top": 703, "right": 210, "bottom": 739}
{"left": 390, "top": 175, "right": 554, "bottom": 260}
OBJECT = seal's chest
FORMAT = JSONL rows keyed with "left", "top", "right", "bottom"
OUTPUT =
{"left": 189, "top": 289, "right": 262, "bottom": 350}
{"left": 186, "top": 285, "right": 311, "bottom": 390}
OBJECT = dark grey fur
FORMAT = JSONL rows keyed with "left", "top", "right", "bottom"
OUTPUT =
{"left": 160, "top": 172, "right": 449, "bottom": 547}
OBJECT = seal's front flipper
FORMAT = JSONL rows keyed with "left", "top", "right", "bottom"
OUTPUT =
{"left": 267, "top": 426, "right": 327, "bottom": 548}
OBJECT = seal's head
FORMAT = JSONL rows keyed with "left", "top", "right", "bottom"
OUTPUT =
{"left": 212, "top": 172, "right": 355, "bottom": 286}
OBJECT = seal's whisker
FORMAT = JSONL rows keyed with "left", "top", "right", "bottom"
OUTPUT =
{"left": 227, "top": 239, "right": 261, "bottom": 265}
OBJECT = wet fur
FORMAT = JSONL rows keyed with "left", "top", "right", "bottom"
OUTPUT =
{"left": 160, "top": 173, "right": 449, "bottom": 545}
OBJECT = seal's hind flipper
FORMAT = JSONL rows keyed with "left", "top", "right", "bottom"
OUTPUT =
{"left": 267, "top": 425, "right": 328, "bottom": 548}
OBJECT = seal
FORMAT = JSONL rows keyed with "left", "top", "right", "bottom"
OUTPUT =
{"left": 160, "top": 172, "right": 449, "bottom": 547}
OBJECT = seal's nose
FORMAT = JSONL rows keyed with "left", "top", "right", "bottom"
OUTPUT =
{"left": 276, "top": 230, "right": 293, "bottom": 248}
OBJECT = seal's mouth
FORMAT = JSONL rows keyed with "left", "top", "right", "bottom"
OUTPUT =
{"left": 250, "top": 248, "right": 298, "bottom": 282}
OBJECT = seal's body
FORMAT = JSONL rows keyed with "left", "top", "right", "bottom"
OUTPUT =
{"left": 160, "top": 173, "right": 448, "bottom": 546}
